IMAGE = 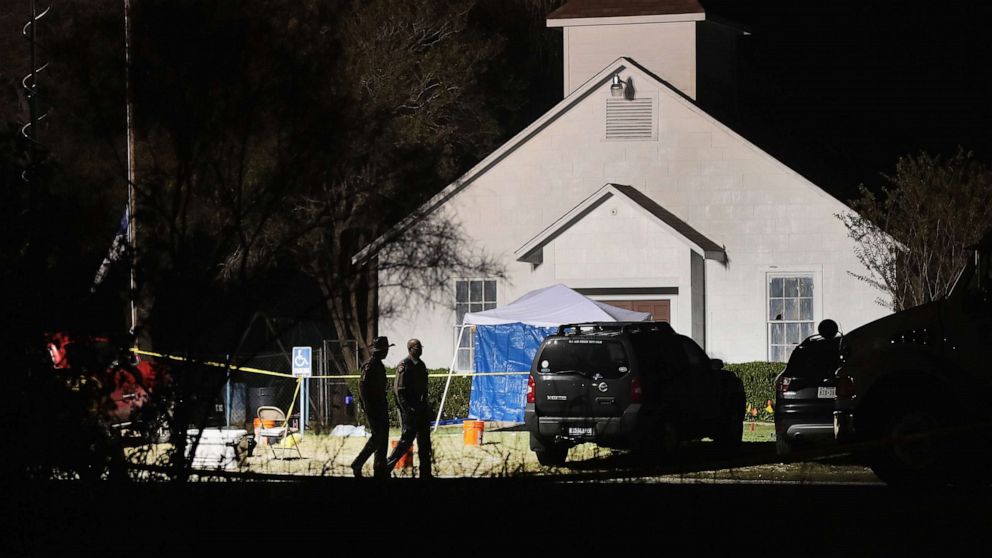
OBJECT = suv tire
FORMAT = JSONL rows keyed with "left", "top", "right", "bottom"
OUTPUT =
{"left": 714, "top": 389, "right": 745, "bottom": 452}
{"left": 867, "top": 399, "right": 951, "bottom": 486}
{"left": 775, "top": 436, "right": 793, "bottom": 456}
{"left": 531, "top": 433, "right": 568, "bottom": 466}
{"left": 535, "top": 447, "right": 568, "bottom": 466}
{"left": 633, "top": 419, "right": 679, "bottom": 463}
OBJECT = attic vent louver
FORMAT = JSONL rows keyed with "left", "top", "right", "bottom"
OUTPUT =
{"left": 606, "top": 98, "right": 655, "bottom": 140}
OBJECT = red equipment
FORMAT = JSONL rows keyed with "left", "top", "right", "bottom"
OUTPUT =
{"left": 46, "top": 332, "right": 161, "bottom": 424}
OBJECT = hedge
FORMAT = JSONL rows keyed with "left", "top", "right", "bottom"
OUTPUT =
{"left": 726, "top": 361, "right": 785, "bottom": 421}
{"left": 344, "top": 369, "right": 473, "bottom": 428}
{"left": 343, "top": 362, "right": 785, "bottom": 426}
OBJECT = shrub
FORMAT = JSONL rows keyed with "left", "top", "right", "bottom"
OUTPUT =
{"left": 426, "top": 371, "right": 473, "bottom": 424}
{"left": 726, "top": 361, "right": 785, "bottom": 421}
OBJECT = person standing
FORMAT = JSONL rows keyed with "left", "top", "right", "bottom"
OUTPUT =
{"left": 350, "top": 336, "right": 393, "bottom": 478}
{"left": 383, "top": 338, "right": 432, "bottom": 479}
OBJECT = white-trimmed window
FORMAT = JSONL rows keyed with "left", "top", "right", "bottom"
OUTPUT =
{"left": 454, "top": 279, "right": 497, "bottom": 370}
{"left": 767, "top": 274, "right": 816, "bottom": 362}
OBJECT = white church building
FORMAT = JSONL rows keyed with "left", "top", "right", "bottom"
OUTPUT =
{"left": 360, "top": 0, "right": 888, "bottom": 368}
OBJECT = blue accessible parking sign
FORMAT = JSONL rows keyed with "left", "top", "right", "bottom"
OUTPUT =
{"left": 292, "top": 346, "right": 312, "bottom": 377}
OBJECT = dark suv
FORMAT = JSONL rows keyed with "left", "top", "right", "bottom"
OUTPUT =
{"left": 773, "top": 320, "right": 842, "bottom": 455}
{"left": 524, "top": 322, "right": 745, "bottom": 466}
{"left": 834, "top": 232, "right": 992, "bottom": 485}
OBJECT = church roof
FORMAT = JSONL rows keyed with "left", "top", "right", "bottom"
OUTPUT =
{"left": 547, "top": 0, "right": 704, "bottom": 21}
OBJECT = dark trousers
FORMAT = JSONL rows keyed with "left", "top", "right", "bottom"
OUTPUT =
{"left": 386, "top": 404, "right": 432, "bottom": 477}
{"left": 351, "top": 408, "right": 388, "bottom": 474}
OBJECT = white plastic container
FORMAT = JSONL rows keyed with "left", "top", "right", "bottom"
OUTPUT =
{"left": 185, "top": 428, "right": 248, "bottom": 471}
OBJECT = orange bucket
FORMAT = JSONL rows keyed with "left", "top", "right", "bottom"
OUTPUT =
{"left": 463, "top": 420, "right": 484, "bottom": 446}
{"left": 253, "top": 418, "right": 277, "bottom": 445}
{"left": 390, "top": 440, "right": 413, "bottom": 469}
{"left": 253, "top": 418, "right": 276, "bottom": 429}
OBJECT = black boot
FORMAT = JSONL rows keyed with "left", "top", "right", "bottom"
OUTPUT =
{"left": 384, "top": 444, "right": 409, "bottom": 472}
{"left": 382, "top": 455, "right": 399, "bottom": 474}
{"left": 372, "top": 463, "right": 390, "bottom": 480}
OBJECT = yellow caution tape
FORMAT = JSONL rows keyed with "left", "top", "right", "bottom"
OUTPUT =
{"left": 428, "top": 371, "right": 529, "bottom": 378}
{"left": 131, "top": 348, "right": 297, "bottom": 378}
{"left": 283, "top": 376, "right": 302, "bottom": 426}
{"left": 131, "top": 348, "right": 531, "bottom": 379}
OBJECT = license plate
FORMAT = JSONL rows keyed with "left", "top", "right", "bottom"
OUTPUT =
{"left": 568, "top": 426, "right": 593, "bottom": 436}
{"left": 818, "top": 386, "right": 836, "bottom": 399}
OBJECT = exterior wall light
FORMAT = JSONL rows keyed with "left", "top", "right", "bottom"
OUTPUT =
{"left": 610, "top": 74, "right": 624, "bottom": 97}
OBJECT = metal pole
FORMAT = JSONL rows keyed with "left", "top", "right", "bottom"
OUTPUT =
{"left": 317, "top": 345, "right": 324, "bottom": 427}
{"left": 225, "top": 375, "right": 231, "bottom": 428}
{"left": 22, "top": 0, "right": 51, "bottom": 194}
{"left": 124, "top": 0, "right": 138, "bottom": 337}
{"left": 434, "top": 324, "right": 468, "bottom": 431}
{"left": 301, "top": 378, "right": 308, "bottom": 436}
{"left": 320, "top": 345, "right": 328, "bottom": 426}
{"left": 28, "top": 0, "right": 37, "bottom": 155}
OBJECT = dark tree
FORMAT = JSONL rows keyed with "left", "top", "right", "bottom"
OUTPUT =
{"left": 0, "top": 0, "right": 563, "bottom": 480}
{"left": 840, "top": 149, "right": 992, "bottom": 310}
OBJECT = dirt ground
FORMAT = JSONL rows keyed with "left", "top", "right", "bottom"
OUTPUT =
{"left": 159, "top": 422, "right": 879, "bottom": 483}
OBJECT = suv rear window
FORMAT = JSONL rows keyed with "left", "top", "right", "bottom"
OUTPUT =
{"left": 536, "top": 339, "right": 630, "bottom": 379}
{"left": 786, "top": 337, "right": 839, "bottom": 379}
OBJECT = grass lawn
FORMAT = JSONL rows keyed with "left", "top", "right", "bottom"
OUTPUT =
{"left": 132, "top": 420, "right": 875, "bottom": 483}
{"left": 743, "top": 420, "right": 776, "bottom": 442}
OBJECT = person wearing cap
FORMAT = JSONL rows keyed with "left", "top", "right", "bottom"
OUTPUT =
{"left": 350, "top": 335, "right": 394, "bottom": 478}
{"left": 383, "top": 338, "right": 432, "bottom": 478}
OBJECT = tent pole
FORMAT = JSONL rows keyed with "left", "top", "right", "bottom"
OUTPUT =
{"left": 434, "top": 323, "right": 468, "bottom": 432}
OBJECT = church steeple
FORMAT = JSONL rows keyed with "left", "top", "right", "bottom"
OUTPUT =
{"left": 547, "top": 0, "right": 705, "bottom": 99}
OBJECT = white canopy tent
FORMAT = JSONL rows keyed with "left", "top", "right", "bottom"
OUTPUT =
{"left": 461, "top": 283, "right": 651, "bottom": 326}
{"left": 435, "top": 284, "right": 651, "bottom": 427}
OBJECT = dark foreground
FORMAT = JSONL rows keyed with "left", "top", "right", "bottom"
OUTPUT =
{"left": 2, "top": 476, "right": 989, "bottom": 556}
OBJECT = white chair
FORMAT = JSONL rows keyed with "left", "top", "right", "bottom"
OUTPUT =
{"left": 256, "top": 406, "right": 303, "bottom": 459}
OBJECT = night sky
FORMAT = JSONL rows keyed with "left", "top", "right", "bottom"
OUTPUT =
{"left": 693, "top": 0, "right": 992, "bottom": 201}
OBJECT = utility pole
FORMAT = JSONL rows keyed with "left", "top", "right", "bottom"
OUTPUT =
{"left": 21, "top": 0, "right": 51, "bottom": 189}
{"left": 27, "top": 0, "right": 38, "bottom": 157}
{"left": 124, "top": 0, "right": 138, "bottom": 338}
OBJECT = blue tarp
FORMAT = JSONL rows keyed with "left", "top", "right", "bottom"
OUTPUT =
{"left": 469, "top": 323, "right": 556, "bottom": 422}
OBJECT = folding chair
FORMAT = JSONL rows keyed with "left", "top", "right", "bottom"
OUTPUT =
{"left": 256, "top": 406, "right": 303, "bottom": 459}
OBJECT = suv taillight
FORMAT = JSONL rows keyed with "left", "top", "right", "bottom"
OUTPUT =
{"left": 775, "top": 375, "right": 794, "bottom": 393}
{"left": 630, "top": 376, "right": 643, "bottom": 403}
{"left": 836, "top": 374, "right": 856, "bottom": 398}
{"left": 527, "top": 375, "right": 535, "bottom": 404}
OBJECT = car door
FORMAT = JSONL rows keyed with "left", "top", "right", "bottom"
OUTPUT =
{"left": 672, "top": 336, "right": 724, "bottom": 421}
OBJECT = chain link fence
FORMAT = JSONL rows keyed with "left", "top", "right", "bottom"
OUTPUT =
{"left": 221, "top": 345, "right": 358, "bottom": 433}
{"left": 313, "top": 342, "right": 358, "bottom": 432}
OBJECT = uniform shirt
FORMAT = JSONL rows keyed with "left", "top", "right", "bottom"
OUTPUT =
{"left": 393, "top": 356, "right": 428, "bottom": 410}
{"left": 359, "top": 357, "right": 388, "bottom": 414}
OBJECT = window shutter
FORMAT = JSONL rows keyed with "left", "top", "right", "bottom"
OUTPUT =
{"left": 606, "top": 98, "right": 654, "bottom": 140}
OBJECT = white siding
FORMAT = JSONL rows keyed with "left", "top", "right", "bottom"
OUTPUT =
{"left": 378, "top": 63, "right": 888, "bottom": 367}
{"left": 551, "top": 197, "right": 693, "bottom": 336}
{"left": 564, "top": 22, "right": 697, "bottom": 98}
